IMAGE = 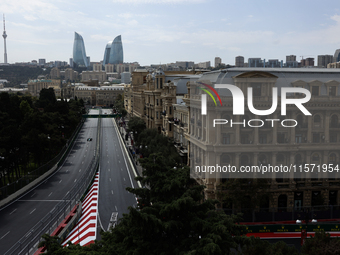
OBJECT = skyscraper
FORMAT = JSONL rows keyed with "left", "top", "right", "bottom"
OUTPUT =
{"left": 73, "top": 32, "right": 89, "bottom": 67}
{"left": 2, "top": 14, "right": 7, "bottom": 64}
{"left": 103, "top": 35, "right": 123, "bottom": 66}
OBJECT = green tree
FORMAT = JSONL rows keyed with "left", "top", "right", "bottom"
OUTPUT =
{"left": 240, "top": 237, "right": 299, "bottom": 255}
{"left": 100, "top": 153, "right": 248, "bottom": 255}
{"left": 137, "top": 128, "right": 180, "bottom": 165}
{"left": 126, "top": 116, "right": 146, "bottom": 143}
{"left": 218, "top": 179, "right": 270, "bottom": 212}
{"left": 301, "top": 230, "right": 340, "bottom": 255}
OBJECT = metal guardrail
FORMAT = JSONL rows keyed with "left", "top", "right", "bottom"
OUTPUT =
{"left": 4, "top": 117, "right": 101, "bottom": 255}
{"left": 0, "top": 119, "right": 84, "bottom": 200}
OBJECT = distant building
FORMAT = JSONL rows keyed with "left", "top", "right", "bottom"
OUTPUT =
{"left": 93, "top": 63, "right": 102, "bottom": 72}
{"left": 121, "top": 72, "right": 131, "bottom": 84}
{"left": 27, "top": 79, "right": 60, "bottom": 97}
{"left": 105, "top": 63, "right": 114, "bottom": 73}
{"left": 196, "top": 61, "right": 211, "bottom": 69}
{"left": 327, "top": 62, "right": 340, "bottom": 68}
{"left": 103, "top": 35, "right": 123, "bottom": 65}
{"left": 175, "top": 61, "right": 194, "bottom": 69}
{"left": 38, "top": 59, "right": 46, "bottom": 66}
{"left": 81, "top": 71, "right": 106, "bottom": 83}
{"left": 215, "top": 57, "right": 222, "bottom": 67}
{"left": 71, "top": 85, "right": 124, "bottom": 106}
{"left": 334, "top": 49, "right": 340, "bottom": 63}
{"left": 301, "top": 58, "right": 314, "bottom": 67}
{"left": 286, "top": 55, "right": 296, "bottom": 62}
{"left": 248, "top": 58, "right": 263, "bottom": 67}
{"left": 73, "top": 32, "right": 89, "bottom": 67}
{"left": 69, "top": 58, "right": 73, "bottom": 68}
{"left": 267, "top": 59, "right": 280, "bottom": 68}
{"left": 65, "top": 68, "right": 78, "bottom": 81}
{"left": 50, "top": 67, "right": 60, "bottom": 79}
{"left": 318, "top": 55, "right": 333, "bottom": 68}
{"left": 235, "top": 56, "right": 244, "bottom": 67}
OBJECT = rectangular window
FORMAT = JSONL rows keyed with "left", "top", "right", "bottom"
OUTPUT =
{"left": 169, "top": 123, "right": 172, "bottom": 131}
{"left": 329, "top": 86, "right": 336, "bottom": 96}
{"left": 160, "top": 78, "right": 163, "bottom": 89}
{"left": 330, "top": 133, "right": 337, "bottom": 143}
{"left": 156, "top": 99, "right": 159, "bottom": 106}
{"left": 313, "top": 133, "right": 320, "bottom": 143}
{"left": 277, "top": 133, "right": 285, "bottom": 144}
{"left": 240, "top": 133, "right": 249, "bottom": 144}
{"left": 156, "top": 112, "right": 159, "bottom": 119}
{"left": 312, "top": 86, "right": 319, "bottom": 96}
{"left": 169, "top": 106, "right": 172, "bottom": 115}
{"left": 156, "top": 78, "right": 159, "bottom": 89}
{"left": 259, "top": 134, "right": 267, "bottom": 144}
{"left": 222, "top": 133, "right": 230, "bottom": 144}
{"left": 251, "top": 83, "right": 261, "bottom": 97}
{"left": 295, "top": 134, "right": 302, "bottom": 143}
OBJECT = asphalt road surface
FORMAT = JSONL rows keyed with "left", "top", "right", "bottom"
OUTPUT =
{"left": 98, "top": 115, "right": 139, "bottom": 232}
{"left": 0, "top": 110, "right": 98, "bottom": 254}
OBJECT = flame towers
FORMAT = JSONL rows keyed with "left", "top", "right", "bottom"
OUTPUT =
{"left": 103, "top": 35, "right": 123, "bottom": 65}
{"left": 73, "top": 32, "right": 89, "bottom": 67}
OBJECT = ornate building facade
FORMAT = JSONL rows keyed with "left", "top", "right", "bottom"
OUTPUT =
{"left": 185, "top": 68, "right": 340, "bottom": 209}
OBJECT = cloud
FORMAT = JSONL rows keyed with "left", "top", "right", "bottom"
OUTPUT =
{"left": 111, "top": 0, "right": 206, "bottom": 4}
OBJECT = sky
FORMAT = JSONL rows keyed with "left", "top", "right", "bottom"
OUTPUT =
{"left": 1, "top": 0, "right": 340, "bottom": 66}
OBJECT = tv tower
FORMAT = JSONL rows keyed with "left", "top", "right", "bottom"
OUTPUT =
{"left": 2, "top": 14, "right": 7, "bottom": 64}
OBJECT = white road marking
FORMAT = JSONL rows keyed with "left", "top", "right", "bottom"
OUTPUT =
{"left": 0, "top": 231, "right": 10, "bottom": 240}
{"left": 74, "top": 179, "right": 77, "bottom": 182}
{"left": 59, "top": 180, "right": 62, "bottom": 183}
{"left": 123, "top": 178, "right": 126, "bottom": 181}
{"left": 115, "top": 206, "right": 117, "bottom": 211}
{"left": 9, "top": 209, "right": 16, "bottom": 215}
{"left": 30, "top": 192, "right": 35, "bottom": 197}
{"left": 109, "top": 178, "right": 111, "bottom": 182}
{"left": 79, "top": 169, "right": 81, "bottom": 172}
{"left": 30, "top": 208, "right": 36, "bottom": 214}
{"left": 111, "top": 190, "right": 113, "bottom": 195}
{"left": 48, "top": 192, "right": 52, "bottom": 197}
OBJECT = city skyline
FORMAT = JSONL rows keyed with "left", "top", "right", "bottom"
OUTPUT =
{"left": 1, "top": 0, "right": 340, "bottom": 66}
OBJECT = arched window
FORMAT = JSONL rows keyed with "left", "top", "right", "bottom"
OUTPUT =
{"left": 259, "top": 154, "right": 267, "bottom": 164}
{"left": 221, "top": 154, "right": 231, "bottom": 164}
{"left": 329, "top": 153, "right": 336, "bottom": 163}
{"left": 277, "top": 154, "right": 285, "bottom": 163}
{"left": 312, "top": 153, "right": 320, "bottom": 162}
{"left": 240, "top": 155, "right": 249, "bottom": 166}
{"left": 295, "top": 154, "right": 302, "bottom": 165}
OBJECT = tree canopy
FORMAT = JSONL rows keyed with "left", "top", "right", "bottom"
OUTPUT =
{"left": 0, "top": 91, "right": 85, "bottom": 189}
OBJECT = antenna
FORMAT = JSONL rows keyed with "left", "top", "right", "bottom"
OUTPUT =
{"left": 2, "top": 14, "right": 7, "bottom": 64}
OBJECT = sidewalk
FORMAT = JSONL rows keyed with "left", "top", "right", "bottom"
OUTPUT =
{"left": 116, "top": 118, "right": 144, "bottom": 178}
